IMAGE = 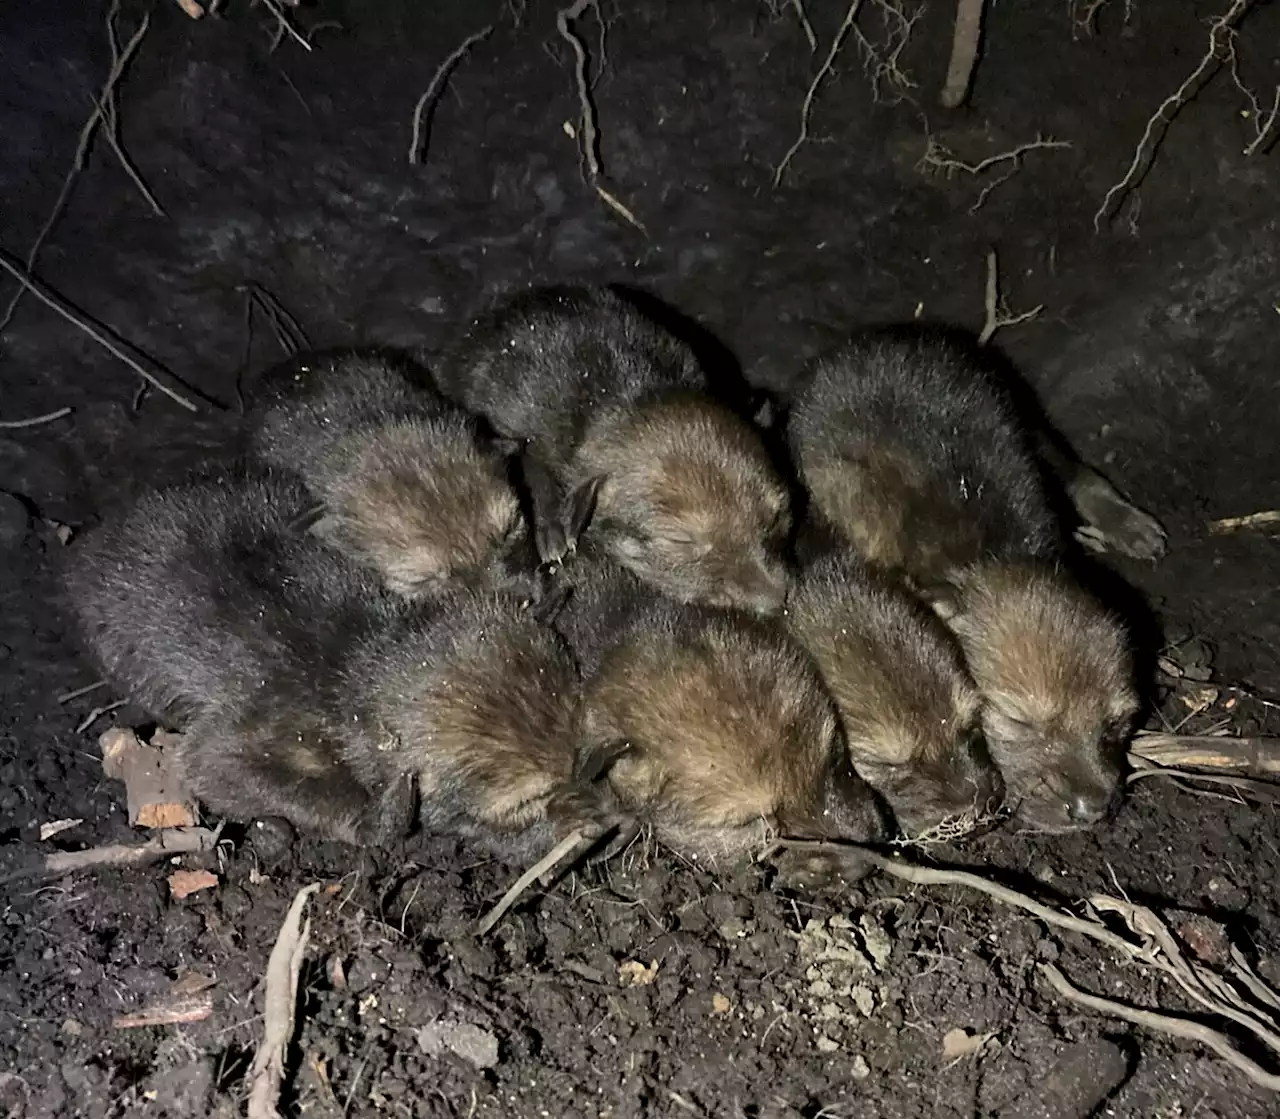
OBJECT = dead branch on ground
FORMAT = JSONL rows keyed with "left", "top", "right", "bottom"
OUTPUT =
{"left": 0, "top": 251, "right": 200, "bottom": 413}
{"left": 977, "top": 248, "right": 1042, "bottom": 346}
{"left": 0, "top": 1, "right": 158, "bottom": 333}
{"left": 789, "top": 0, "right": 819, "bottom": 53}
{"left": 1093, "top": 0, "right": 1258, "bottom": 231}
{"left": 114, "top": 974, "right": 216, "bottom": 1028}
{"left": 940, "top": 0, "right": 984, "bottom": 108}
{"left": 0, "top": 407, "right": 73, "bottom": 430}
{"left": 408, "top": 25, "right": 495, "bottom": 165}
{"left": 248, "top": 883, "right": 322, "bottom": 1119}
{"left": 774, "top": 0, "right": 865, "bottom": 187}
{"left": 763, "top": 839, "right": 1280, "bottom": 1089}
{"left": 918, "top": 132, "right": 1072, "bottom": 213}
{"left": 1, "top": 825, "right": 222, "bottom": 885}
{"left": 1209, "top": 509, "right": 1280, "bottom": 534}
{"left": 1129, "top": 729, "right": 1280, "bottom": 776}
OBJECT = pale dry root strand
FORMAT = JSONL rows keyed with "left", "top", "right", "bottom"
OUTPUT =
{"left": 1093, "top": 0, "right": 1258, "bottom": 231}
{"left": 0, "top": 0, "right": 158, "bottom": 333}
{"left": 475, "top": 828, "right": 592, "bottom": 936}
{"left": 248, "top": 883, "right": 322, "bottom": 1119}
{"left": 554, "top": 1, "right": 644, "bottom": 232}
{"left": 977, "top": 248, "right": 1042, "bottom": 346}
{"left": 918, "top": 132, "right": 1072, "bottom": 214}
{"left": 0, "top": 825, "right": 223, "bottom": 886}
{"left": 0, "top": 407, "right": 73, "bottom": 430}
{"left": 851, "top": 0, "right": 924, "bottom": 103}
{"left": 940, "top": 0, "right": 985, "bottom": 109}
{"left": 258, "top": 0, "right": 312, "bottom": 53}
{"left": 773, "top": 0, "right": 865, "bottom": 187}
{"left": 762, "top": 839, "right": 1280, "bottom": 1090}
{"left": 1209, "top": 510, "right": 1280, "bottom": 534}
{"left": 891, "top": 804, "right": 1010, "bottom": 849}
{"left": 1069, "top": 0, "right": 1136, "bottom": 40}
{"left": 0, "top": 251, "right": 200, "bottom": 413}
{"left": 408, "top": 25, "right": 495, "bottom": 165}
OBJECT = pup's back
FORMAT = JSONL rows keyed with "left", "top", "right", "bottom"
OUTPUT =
{"left": 438, "top": 285, "right": 704, "bottom": 470}
{"left": 60, "top": 471, "right": 388, "bottom": 725}
{"left": 788, "top": 330, "right": 1059, "bottom": 586}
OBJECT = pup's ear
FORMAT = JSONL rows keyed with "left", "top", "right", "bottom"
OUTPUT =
{"left": 287, "top": 501, "right": 329, "bottom": 535}
{"left": 562, "top": 474, "right": 606, "bottom": 551}
{"left": 575, "top": 737, "right": 635, "bottom": 784}
{"left": 918, "top": 575, "right": 964, "bottom": 625}
{"left": 749, "top": 388, "right": 782, "bottom": 430}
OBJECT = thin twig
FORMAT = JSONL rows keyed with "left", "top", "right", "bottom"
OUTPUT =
{"left": 57, "top": 680, "right": 108, "bottom": 704}
{"left": 408, "top": 25, "right": 494, "bottom": 165}
{"left": 977, "top": 248, "right": 1042, "bottom": 346}
{"left": 774, "top": 0, "right": 865, "bottom": 187}
{"left": 1, "top": 826, "right": 222, "bottom": 885}
{"left": 1041, "top": 964, "right": 1280, "bottom": 1090}
{"left": 918, "top": 133, "right": 1071, "bottom": 213}
{"left": 248, "top": 883, "right": 322, "bottom": 1119}
{"left": 1209, "top": 509, "right": 1280, "bottom": 534}
{"left": 1093, "top": 0, "right": 1256, "bottom": 231}
{"left": 97, "top": 4, "right": 165, "bottom": 219}
{"left": 0, "top": 251, "right": 200, "bottom": 413}
{"left": 475, "top": 829, "right": 589, "bottom": 936}
{"left": 789, "top": 0, "right": 818, "bottom": 52}
{"left": 0, "top": 407, "right": 73, "bottom": 430}
{"left": 0, "top": 1, "right": 154, "bottom": 332}
{"left": 258, "top": 0, "right": 312, "bottom": 53}
{"left": 1130, "top": 730, "right": 1280, "bottom": 776}
{"left": 75, "top": 699, "right": 128, "bottom": 735}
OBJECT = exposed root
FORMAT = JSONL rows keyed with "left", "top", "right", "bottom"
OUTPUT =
{"left": 0, "top": 0, "right": 158, "bottom": 333}
{"left": 890, "top": 804, "right": 1009, "bottom": 849}
{"left": 247, "top": 883, "right": 322, "bottom": 1119}
{"left": 788, "top": 0, "right": 818, "bottom": 52}
{"left": 1093, "top": 0, "right": 1258, "bottom": 231}
{"left": 850, "top": 0, "right": 922, "bottom": 101}
{"left": 258, "top": 0, "right": 313, "bottom": 54}
{"left": 977, "top": 248, "right": 1042, "bottom": 346}
{"left": 1209, "top": 509, "right": 1280, "bottom": 534}
{"left": 408, "top": 25, "right": 495, "bottom": 165}
{"left": 2, "top": 825, "right": 222, "bottom": 885}
{"left": 557, "top": 0, "right": 604, "bottom": 179}
{"left": 918, "top": 131, "right": 1072, "bottom": 213}
{"left": 940, "top": 0, "right": 985, "bottom": 109}
{"left": 474, "top": 828, "right": 592, "bottom": 936}
{"left": 0, "top": 407, "right": 73, "bottom": 430}
{"left": 0, "top": 250, "right": 200, "bottom": 413}
{"left": 1068, "top": 0, "right": 1136, "bottom": 39}
{"left": 768, "top": 839, "right": 1280, "bottom": 1088}
{"left": 773, "top": 0, "right": 865, "bottom": 188}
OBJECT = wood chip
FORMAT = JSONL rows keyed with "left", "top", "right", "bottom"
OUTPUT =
{"left": 618, "top": 959, "right": 659, "bottom": 987}
{"left": 168, "top": 868, "right": 218, "bottom": 899}
{"left": 711, "top": 993, "right": 731, "bottom": 1015}
{"left": 99, "top": 726, "right": 197, "bottom": 829}
{"left": 941, "top": 1026, "right": 995, "bottom": 1065}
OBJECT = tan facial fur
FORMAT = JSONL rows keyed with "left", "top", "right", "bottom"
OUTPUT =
{"left": 583, "top": 610, "right": 883, "bottom": 863}
{"left": 942, "top": 563, "right": 1139, "bottom": 833}
{"left": 786, "top": 556, "right": 1003, "bottom": 837}
{"left": 318, "top": 420, "right": 523, "bottom": 598}
{"left": 575, "top": 393, "right": 791, "bottom": 616}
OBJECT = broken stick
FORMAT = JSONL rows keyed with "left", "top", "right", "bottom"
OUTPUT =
{"left": 475, "top": 828, "right": 590, "bottom": 936}
{"left": 248, "top": 882, "right": 322, "bottom": 1119}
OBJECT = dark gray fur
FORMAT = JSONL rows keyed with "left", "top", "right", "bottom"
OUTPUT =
{"left": 438, "top": 286, "right": 791, "bottom": 614}
{"left": 61, "top": 474, "right": 621, "bottom": 852}
{"left": 247, "top": 349, "right": 540, "bottom": 601}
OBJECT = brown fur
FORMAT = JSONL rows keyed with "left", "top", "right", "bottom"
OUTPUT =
{"left": 575, "top": 392, "right": 792, "bottom": 614}
{"left": 785, "top": 553, "right": 1003, "bottom": 836}
{"left": 581, "top": 603, "right": 886, "bottom": 865}
{"left": 940, "top": 563, "right": 1139, "bottom": 832}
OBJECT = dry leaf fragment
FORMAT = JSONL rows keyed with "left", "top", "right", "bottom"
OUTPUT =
{"left": 941, "top": 1026, "right": 995, "bottom": 1065}
{"left": 169, "top": 868, "right": 218, "bottom": 898}
{"left": 617, "top": 959, "right": 659, "bottom": 987}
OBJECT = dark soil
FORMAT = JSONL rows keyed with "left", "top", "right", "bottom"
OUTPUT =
{"left": 2, "top": 1, "right": 1279, "bottom": 1116}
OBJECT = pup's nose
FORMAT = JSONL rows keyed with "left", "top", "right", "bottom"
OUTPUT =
{"left": 1067, "top": 788, "right": 1116, "bottom": 826}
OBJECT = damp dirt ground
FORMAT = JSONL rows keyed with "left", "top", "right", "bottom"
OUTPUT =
{"left": 2, "top": 1, "right": 1279, "bottom": 1116}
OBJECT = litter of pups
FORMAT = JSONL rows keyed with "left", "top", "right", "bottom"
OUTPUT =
{"left": 61, "top": 283, "right": 1155, "bottom": 882}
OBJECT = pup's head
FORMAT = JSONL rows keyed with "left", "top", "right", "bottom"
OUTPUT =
{"left": 573, "top": 394, "right": 791, "bottom": 616}
{"left": 786, "top": 556, "right": 1004, "bottom": 839}
{"left": 316, "top": 419, "right": 531, "bottom": 599}
{"left": 933, "top": 563, "right": 1139, "bottom": 833}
